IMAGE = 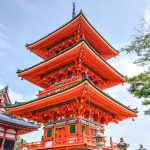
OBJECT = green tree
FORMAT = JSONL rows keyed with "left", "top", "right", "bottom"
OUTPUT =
{"left": 16, "top": 136, "right": 27, "bottom": 150}
{"left": 121, "top": 21, "right": 150, "bottom": 115}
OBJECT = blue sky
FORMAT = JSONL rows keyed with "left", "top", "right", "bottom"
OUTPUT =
{"left": 0, "top": 0, "right": 150, "bottom": 149}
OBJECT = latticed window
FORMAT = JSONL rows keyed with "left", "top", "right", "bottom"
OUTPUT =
{"left": 47, "top": 129, "right": 52, "bottom": 137}
{"left": 70, "top": 124, "right": 76, "bottom": 134}
{"left": 81, "top": 125, "right": 85, "bottom": 134}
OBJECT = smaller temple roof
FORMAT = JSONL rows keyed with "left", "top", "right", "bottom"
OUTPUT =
{"left": 0, "top": 86, "right": 11, "bottom": 104}
{"left": 0, "top": 86, "right": 8, "bottom": 94}
{"left": 0, "top": 86, "right": 39, "bottom": 134}
{"left": 0, "top": 110, "right": 38, "bottom": 129}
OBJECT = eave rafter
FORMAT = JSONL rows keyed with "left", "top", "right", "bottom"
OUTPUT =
{"left": 21, "top": 97, "right": 119, "bottom": 125}
{"left": 35, "top": 61, "right": 111, "bottom": 96}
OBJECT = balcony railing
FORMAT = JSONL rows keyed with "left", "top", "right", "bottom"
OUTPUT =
{"left": 21, "top": 135, "right": 121, "bottom": 150}
{"left": 21, "top": 135, "right": 96, "bottom": 150}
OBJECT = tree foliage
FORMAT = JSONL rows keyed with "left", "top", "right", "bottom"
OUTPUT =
{"left": 121, "top": 21, "right": 150, "bottom": 115}
{"left": 16, "top": 136, "right": 26, "bottom": 150}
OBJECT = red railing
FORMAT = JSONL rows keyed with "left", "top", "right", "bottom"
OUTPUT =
{"left": 21, "top": 141, "right": 41, "bottom": 150}
{"left": 21, "top": 135, "right": 121, "bottom": 150}
{"left": 21, "top": 135, "right": 96, "bottom": 150}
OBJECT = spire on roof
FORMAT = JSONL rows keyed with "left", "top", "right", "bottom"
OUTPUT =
{"left": 72, "top": 3, "right": 76, "bottom": 19}
{"left": 0, "top": 86, "right": 8, "bottom": 94}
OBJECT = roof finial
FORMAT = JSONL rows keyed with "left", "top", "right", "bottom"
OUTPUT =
{"left": 72, "top": 3, "right": 76, "bottom": 19}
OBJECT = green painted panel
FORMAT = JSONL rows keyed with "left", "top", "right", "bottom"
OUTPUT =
{"left": 47, "top": 129, "right": 52, "bottom": 137}
{"left": 81, "top": 125, "right": 85, "bottom": 134}
{"left": 70, "top": 125, "right": 76, "bottom": 134}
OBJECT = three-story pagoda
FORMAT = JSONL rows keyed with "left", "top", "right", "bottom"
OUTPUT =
{"left": 6, "top": 5, "right": 137, "bottom": 150}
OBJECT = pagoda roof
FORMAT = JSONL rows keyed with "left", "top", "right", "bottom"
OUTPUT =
{"left": 18, "top": 40, "right": 125, "bottom": 88}
{"left": 0, "top": 110, "right": 38, "bottom": 135}
{"left": 0, "top": 86, "right": 11, "bottom": 104}
{"left": 0, "top": 86, "right": 8, "bottom": 95}
{"left": 0, "top": 87, "right": 39, "bottom": 134}
{"left": 6, "top": 79, "right": 137, "bottom": 120}
{"left": 26, "top": 11, "right": 118, "bottom": 60}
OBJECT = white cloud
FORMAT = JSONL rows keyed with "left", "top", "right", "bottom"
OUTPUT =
{"left": 21, "top": 127, "right": 43, "bottom": 143}
{"left": 104, "top": 48, "right": 150, "bottom": 149}
{"left": 144, "top": 5, "right": 150, "bottom": 26}
{"left": 9, "top": 89, "right": 24, "bottom": 103}
{"left": 14, "top": 0, "right": 38, "bottom": 13}
{"left": 0, "top": 23, "right": 10, "bottom": 53}
{"left": 0, "top": 23, "right": 8, "bottom": 32}
{"left": 108, "top": 52, "right": 147, "bottom": 77}
{"left": 0, "top": 38, "right": 9, "bottom": 49}
{"left": 144, "top": 5, "right": 150, "bottom": 33}
{"left": 0, "top": 82, "right": 23, "bottom": 104}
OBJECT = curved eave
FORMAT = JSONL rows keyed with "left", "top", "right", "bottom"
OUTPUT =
{"left": 26, "top": 12, "right": 118, "bottom": 60}
{"left": 0, "top": 120, "right": 38, "bottom": 131}
{"left": 18, "top": 40, "right": 125, "bottom": 88}
{"left": 0, "top": 117, "right": 38, "bottom": 133}
{"left": 6, "top": 79, "right": 137, "bottom": 119}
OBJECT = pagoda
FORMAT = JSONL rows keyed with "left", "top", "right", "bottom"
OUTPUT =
{"left": 6, "top": 4, "right": 137, "bottom": 150}
{"left": 0, "top": 86, "right": 38, "bottom": 150}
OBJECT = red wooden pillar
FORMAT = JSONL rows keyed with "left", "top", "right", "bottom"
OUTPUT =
{"left": 1, "top": 128, "right": 6, "bottom": 150}
{"left": 53, "top": 125, "right": 56, "bottom": 146}
{"left": 76, "top": 121, "right": 81, "bottom": 142}
{"left": 86, "top": 124, "right": 90, "bottom": 136}
{"left": 65, "top": 124, "right": 69, "bottom": 144}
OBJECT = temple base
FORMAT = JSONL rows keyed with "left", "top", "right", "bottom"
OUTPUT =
{"left": 21, "top": 118, "right": 103, "bottom": 150}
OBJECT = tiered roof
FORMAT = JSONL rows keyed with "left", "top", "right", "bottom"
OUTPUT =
{"left": 6, "top": 10, "right": 137, "bottom": 125}
{"left": 26, "top": 11, "right": 118, "bottom": 60}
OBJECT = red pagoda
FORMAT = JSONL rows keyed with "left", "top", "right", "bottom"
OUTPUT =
{"left": 0, "top": 86, "right": 38, "bottom": 150}
{"left": 6, "top": 4, "right": 137, "bottom": 150}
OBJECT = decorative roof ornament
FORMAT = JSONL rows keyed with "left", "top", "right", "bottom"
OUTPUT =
{"left": 0, "top": 86, "right": 11, "bottom": 105}
{"left": 117, "top": 137, "right": 129, "bottom": 150}
{"left": 0, "top": 86, "right": 8, "bottom": 94}
{"left": 138, "top": 144, "right": 147, "bottom": 150}
{"left": 82, "top": 72, "right": 89, "bottom": 80}
{"left": 72, "top": 3, "right": 76, "bottom": 19}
